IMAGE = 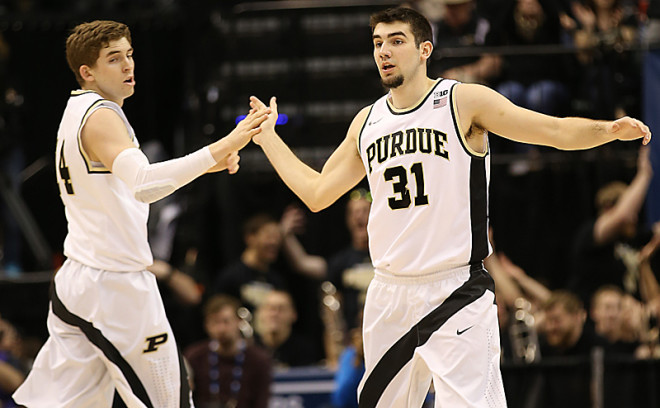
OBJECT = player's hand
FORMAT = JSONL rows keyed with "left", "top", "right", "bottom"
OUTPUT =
{"left": 250, "top": 96, "right": 278, "bottom": 145}
{"left": 223, "top": 102, "right": 270, "bottom": 152}
{"left": 207, "top": 151, "right": 240, "bottom": 174}
{"left": 609, "top": 116, "right": 652, "bottom": 145}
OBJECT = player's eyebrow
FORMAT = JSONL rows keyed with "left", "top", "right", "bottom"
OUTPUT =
{"left": 373, "top": 31, "right": 408, "bottom": 40}
{"left": 105, "top": 47, "right": 133, "bottom": 57}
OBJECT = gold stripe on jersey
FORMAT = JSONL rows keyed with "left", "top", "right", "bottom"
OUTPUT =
{"left": 71, "top": 90, "right": 97, "bottom": 97}
{"left": 77, "top": 100, "right": 111, "bottom": 173}
{"left": 450, "top": 83, "right": 488, "bottom": 158}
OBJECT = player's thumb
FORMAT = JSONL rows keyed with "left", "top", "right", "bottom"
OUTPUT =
{"left": 270, "top": 96, "right": 278, "bottom": 114}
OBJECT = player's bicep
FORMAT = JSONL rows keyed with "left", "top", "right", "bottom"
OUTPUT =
{"left": 81, "top": 108, "right": 135, "bottom": 170}
{"left": 457, "top": 83, "right": 560, "bottom": 146}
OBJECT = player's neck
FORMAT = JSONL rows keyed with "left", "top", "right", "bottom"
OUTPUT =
{"left": 81, "top": 84, "right": 125, "bottom": 107}
{"left": 388, "top": 75, "right": 435, "bottom": 110}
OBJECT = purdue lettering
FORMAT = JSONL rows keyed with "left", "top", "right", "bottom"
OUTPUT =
{"left": 366, "top": 128, "right": 449, "bottom": 173}
{"left": 143, "top": 333, "right": 168, "bottom": 353}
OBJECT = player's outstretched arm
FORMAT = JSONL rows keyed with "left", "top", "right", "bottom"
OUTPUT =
{"left": 81, "top": 102, "right": 269, "bottom": 203}
{"left": 251, "top": 96, "right": 367, "bottom": 212}
{"left": 455, "top": 83, "right": 652, "bottom": 150}
{"left": 206, "top": 106, "right": 270, "bottom": 173}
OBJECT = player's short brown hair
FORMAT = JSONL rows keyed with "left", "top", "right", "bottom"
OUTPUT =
{"left": 65, "top": 20, "right": 131, "bottom": 86}
{"left": 369, "top": 7, "right": 433, "bottom": 48}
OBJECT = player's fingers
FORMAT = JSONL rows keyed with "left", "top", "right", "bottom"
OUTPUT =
{"left": 250, "top": 95, "right": 268, "bottom": 110}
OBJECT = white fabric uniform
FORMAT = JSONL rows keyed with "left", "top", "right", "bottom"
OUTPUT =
{"left": 13, "top": 90, "right": 193, "bottom": 408}
{"left": 356, "top": 79, "right": 507, "bottom": 407}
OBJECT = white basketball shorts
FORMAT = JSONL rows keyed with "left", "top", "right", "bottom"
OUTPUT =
{"left": 13, "top": 259, "right": 193, "bottom": 408}
{"left": 357, "top": 263, "right": 507, "bottom": 408}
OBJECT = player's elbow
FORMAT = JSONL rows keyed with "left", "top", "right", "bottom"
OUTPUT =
{"left": 133, "top": 181, "right": 177, "bottom": 204}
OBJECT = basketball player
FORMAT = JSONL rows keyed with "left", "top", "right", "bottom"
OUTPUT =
{"left": 249, "top": 7, "right": 651, "bottom": 408}
{"left": 12, "top": 21, "right": 267, "bottom": 407}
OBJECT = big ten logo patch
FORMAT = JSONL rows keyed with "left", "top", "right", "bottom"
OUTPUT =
{"left": 143, "top": 333, "right": 168, "bottom": 353}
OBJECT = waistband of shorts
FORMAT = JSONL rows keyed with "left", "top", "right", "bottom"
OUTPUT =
{"left": 373, "top": 262, "right": 483, "bottom": 285}
{"left": 63, "top": 257, "right": 146, "bottom": 273}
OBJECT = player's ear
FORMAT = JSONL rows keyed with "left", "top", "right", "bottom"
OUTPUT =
{"left": 79, "top": 65, "right": 94, "bottom": 83}
{"left": 420, "top": 40, "right": 433, "bottom": 61}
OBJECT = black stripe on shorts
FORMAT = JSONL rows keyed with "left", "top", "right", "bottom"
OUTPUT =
{"left": 50, "top": 282, "right": 155, "bottom": 408}
{"left": 358, "top": 264, "right": 494, "bottom": 408}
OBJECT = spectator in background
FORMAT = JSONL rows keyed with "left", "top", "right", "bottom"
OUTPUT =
{"left": 569, "top": 147, "right": 653, "bottom": 304}
{"left": 184, "top": 294, "right": 271, "bottom": 408}
{"left": 539, "top": 290, "right": 607, "bottom": 357}
{"left": 485, "top": 0, "right": 574, "bottom": 154}
{"left": 431, "top": 0, "right": 497, "bottom": 84}
{"left": 537, "top": 290, "right": 608, "bottom": 408}
{"left": 331, "top": 324, "right": 365, "bottom": 408}
{"left": 0, "top": 315, "right": 25, "bottom": 408}
{"left": 589, "top": 284, "right": 640, "bottom": 354}
{"left": 253, "top": 289, "right": 319, "bottom": 368}
{"left": 326, "top": 189, "right": 372, "bottom": 335}
{"left": 572, "top": 0, "right": 640, "bottom": 119}
{"left": 214, "top": 213, "right": 288, "bottom": 312}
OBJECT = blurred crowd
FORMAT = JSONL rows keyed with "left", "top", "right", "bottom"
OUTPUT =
{"left": 1, "top": 0, "right": 660, "bottom": 407}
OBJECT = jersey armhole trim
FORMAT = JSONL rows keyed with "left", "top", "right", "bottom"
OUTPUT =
{"left": 450, "top": 83, "right": 488, "bottom": 158}
{"left": 357, "top": 104, "right": 375, "bottom": 154}
{"left": 77, "top": 100, "right": 111, "bottom": 173}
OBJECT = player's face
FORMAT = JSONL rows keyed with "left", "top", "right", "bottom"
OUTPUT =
{"left": 372, "top": 22, "right": 425, "bottom": 89}
{"left": 85, "top": 37, "right": 135, "bottom": 105}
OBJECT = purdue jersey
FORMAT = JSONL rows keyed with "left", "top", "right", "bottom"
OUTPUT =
{"left": 358, "top": 79, "right": 491, "bottom": 276}
{"left": 55, "top": 90, "right": 152, "bottom": 271}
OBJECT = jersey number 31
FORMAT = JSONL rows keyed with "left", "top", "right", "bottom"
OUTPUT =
{"left": 384, "top": 162, "right": 428, "bottom": 210}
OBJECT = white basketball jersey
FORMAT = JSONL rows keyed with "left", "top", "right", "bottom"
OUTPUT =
{"left": 55, "top": 90, "right": 152, "bottom": 271}
{"left": 358, "top": 79, "right": 491, "bottom": 276}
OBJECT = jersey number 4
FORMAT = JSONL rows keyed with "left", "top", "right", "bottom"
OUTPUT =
{"left": 384, "top": 162, "right": 428, "bottom": 210}
{"left": 58, "top": 145, "right": 75, "bottom": 195}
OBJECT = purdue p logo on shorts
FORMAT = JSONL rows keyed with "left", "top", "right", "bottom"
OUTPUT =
{"left": 143, "top": 333, "right": 168, "bottom": 353}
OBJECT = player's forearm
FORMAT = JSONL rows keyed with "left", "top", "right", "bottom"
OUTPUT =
{"left": 113, "top": 147, "right": 216, "bottom": 203}
{"left": 552, "top": 117, "right": 614, "bottom": 150}
{"left": 257, "top": 132, "right": 330, "bottom": 211}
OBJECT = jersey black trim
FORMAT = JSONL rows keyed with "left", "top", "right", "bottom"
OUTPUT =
{"left": 357, "top": 264, "right": 494, "bottom": 408}
{"left": 358, "top": 104, "right": 375, "bottom": 155}
{"left": 177, "top": 347, "right": 192, "bottom": 408}
{"left": 385, "top": 79, "right": 445, "bottom": 116}
{"left": 469, "top": 157, "right": 489, "bottom": 264}
{"left": 50, "top": 282, "right": 155, "bottom": 408}
{"left": 450, "top": 82, "right": 489, "bottom": 158}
